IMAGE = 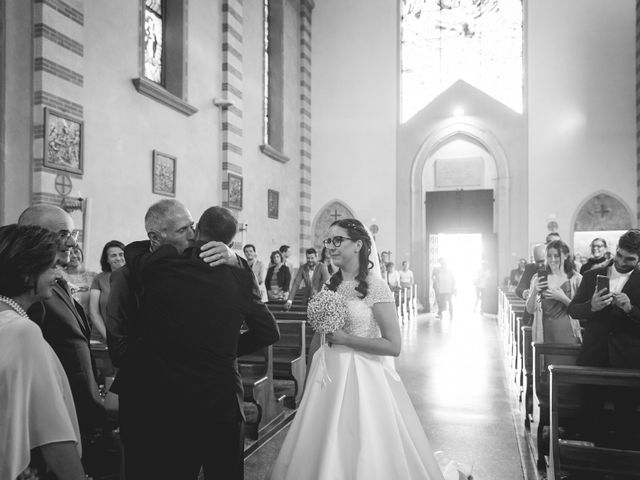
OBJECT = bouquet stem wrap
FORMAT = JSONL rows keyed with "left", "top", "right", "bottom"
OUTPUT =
{"left": 307, "top": 289, "right": 348, "bottom": 389}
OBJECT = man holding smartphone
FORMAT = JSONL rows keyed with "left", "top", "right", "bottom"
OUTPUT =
{"left": 568, "top": 229, "right": 640, "bottom": 448}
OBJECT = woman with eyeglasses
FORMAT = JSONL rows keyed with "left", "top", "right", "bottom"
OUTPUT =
{"left": 89, "top": 240, "right": 125, "bottom": 340}
{"left": 265, "top": 250, "right": 291, "bottom": 302}
{"left": 269, "top": 219, "right": 469, "bottom": 480}
{"left": 0, "top": 225, "right": 85, "bottom": 480}
{"left": 580, "top": 237, "right": 612, "bottom": 274}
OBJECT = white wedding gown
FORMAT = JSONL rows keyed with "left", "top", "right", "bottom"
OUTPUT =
{"left": 268, "top": 276, "right": 467, "bottom": 480}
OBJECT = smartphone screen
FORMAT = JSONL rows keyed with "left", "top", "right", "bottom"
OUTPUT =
{"left": 537, "top": 268, "right": 548, "bottom": 290}
{"left": 596, "top": 275, "right": 610, "bottom": 295}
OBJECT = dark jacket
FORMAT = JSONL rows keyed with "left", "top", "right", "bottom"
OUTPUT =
{"left": 124, "top": 241, "right": 280, "bottom": 427}
{"left": 515, "top": 263, "right": 537, "bottom": 300}
{"left": 105, "top": 265, "right": 139, "bottom": 370}
{"left": 567, "top": 266, "right": 640, "bottom": 368}
{"left": 27, "top": 279, "right": 106, "bottom": 434}
{"left": 265, "top": 264, "right": 291, "bottom": 292}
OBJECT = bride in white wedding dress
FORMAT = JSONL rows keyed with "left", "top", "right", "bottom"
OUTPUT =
{"left": 268, "top": 219, "right": 471, "bottom": 480}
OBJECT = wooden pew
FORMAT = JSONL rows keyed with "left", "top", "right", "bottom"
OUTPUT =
{"left": 548, "top": 365, "right": 640, "bottom": 479}
{"left": 242, "top": 308, "right": 309, "bottom": 408}
{"left": 530, "top": 342, "right": 581, "bottom": 469}
{"left": 520, "top": 325, "right": 533, "bottom": 427}
{"left": 238, "top": 345, "right": 285, "bottom": 440}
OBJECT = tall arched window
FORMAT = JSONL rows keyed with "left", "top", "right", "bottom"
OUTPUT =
{"left": 401, "top": 0, "right": 523, "bottom": 121}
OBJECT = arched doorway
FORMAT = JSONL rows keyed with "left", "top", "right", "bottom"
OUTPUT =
{"left": 410, "top": 121, "right": 510, "bottom": 313}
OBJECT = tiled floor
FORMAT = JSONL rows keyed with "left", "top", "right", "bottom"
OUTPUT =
{"left": 245, "top": 307, "right": 533, "bottom": 480}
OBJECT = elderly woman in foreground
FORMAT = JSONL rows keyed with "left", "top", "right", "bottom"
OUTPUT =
{"left": 0, "top": 224, "right": 85, "bottom": 480}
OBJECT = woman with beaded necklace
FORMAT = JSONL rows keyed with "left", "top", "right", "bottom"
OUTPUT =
{"left": 0, "top": 224, "right": 85, "bottom": 480}
{"left": 269, "top": 219, "right": 469, "bottom": 480}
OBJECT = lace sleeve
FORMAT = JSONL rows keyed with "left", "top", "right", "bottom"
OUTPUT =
{"left": 366, "top": 276, "right": 395, "bottom": 306}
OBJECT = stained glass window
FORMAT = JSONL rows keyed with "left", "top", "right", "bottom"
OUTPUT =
{"left": 144, "top": 0, "right": 164, "bottom": 84}
{"left": 263, "top": 0, "right": 271, "bottom": 145}
{"left": 401, "top": 0, "right": 523, "bottom": 122}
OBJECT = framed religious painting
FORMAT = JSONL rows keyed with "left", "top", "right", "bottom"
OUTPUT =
{"left": 228, "top": 173, "right": 243, "bottom": 210}
{"left": 152, "top": 150, "right": 177, "bottom": 197}
{"left": 43, "top": 108, "right": 84, "bottom": 175}
{"left": 268, "top": 189, "right": 279, "bottom": 219}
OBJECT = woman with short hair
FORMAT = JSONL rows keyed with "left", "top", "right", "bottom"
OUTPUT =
{"left": 0, "top": 224, "right": 85, "bottom": 480}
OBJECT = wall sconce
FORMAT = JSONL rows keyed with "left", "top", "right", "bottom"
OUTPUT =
{"left": 239, "top": 223, "right": 248, "bottom": 232}
{"left": 61, "top": 196, "right": 83, "bottom": 213}
{"left": 213, "top": 98, "right": 236, "bottom": 109}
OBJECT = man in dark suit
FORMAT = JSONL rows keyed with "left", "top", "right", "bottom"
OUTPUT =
{"left": 568, "top": 229, "right": 640, "bottom": 448}
{"left": 19, "top": 205, "right": 106, "bottom": 442}
{"left": 284, "top": 247, "right": 330, "bottom": 309}
{"left": 123, "top": 205, "right": 279, "bottom": 479}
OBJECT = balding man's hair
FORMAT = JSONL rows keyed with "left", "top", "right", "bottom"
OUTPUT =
{"left": 197, "top": 206, "right": 237, "bottom": 245}
{"left": 144, "top": 199, "right": 185, "bottom": 233}
{"left": 18, "top": 204, "right": 66, "bottom": 226}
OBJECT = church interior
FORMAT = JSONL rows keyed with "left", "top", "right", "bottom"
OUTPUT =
{"left": 1, "top": 0, "right": 640, "bottom": 479}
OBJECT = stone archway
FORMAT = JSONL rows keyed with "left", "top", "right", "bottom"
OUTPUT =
{"left": 311, "top": 200, "right": 356, "bottom": 251}
{"left": 409, "top": 120, "right": 510, "bottom": 307}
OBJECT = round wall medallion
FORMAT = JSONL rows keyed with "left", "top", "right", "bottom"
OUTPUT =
{"left": 54, "top": 174, "right": 73, "bottom": 197}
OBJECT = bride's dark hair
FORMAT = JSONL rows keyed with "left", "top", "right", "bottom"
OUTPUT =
{"left": 326, "top": 218, "right": 374, "bottom": 298}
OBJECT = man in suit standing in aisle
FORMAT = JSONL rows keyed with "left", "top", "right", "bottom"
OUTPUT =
{"left": 121, "top": 204, "right": 279, "bottom": 479}
{"left": 568, "top": 229, "right": 640, "bottom": 448}
{"left": 284, "top": 247, "right": 330, "bottom": 309}
{"left": 106, "top": 199, "right": 252, "bottom": 478}
{"left": 19, "top": 205, "right": 106, "bottom": 449}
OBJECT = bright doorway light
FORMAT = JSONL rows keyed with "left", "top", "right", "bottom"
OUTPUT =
{"left": 430, "top": 233, "right": 483, "bottom": 315}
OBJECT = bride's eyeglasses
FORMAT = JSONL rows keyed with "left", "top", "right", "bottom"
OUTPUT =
{"left": 322, "top": 236, "right": 353, "bottom": 248}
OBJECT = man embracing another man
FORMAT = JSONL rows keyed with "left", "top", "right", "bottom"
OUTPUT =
{"left": 122, "top": 205, "right": 279, "bottom": 479}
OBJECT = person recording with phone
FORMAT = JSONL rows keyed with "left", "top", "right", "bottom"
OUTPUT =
{"left": 568, "top": 229, "right": 640, "bottom": 448}
{"left": 525, "top": 239, "right": 582, "bottom": 344}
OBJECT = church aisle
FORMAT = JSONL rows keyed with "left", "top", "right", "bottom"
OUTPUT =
{"left": 245, "top": 308, "right": 530, "bottom": 480}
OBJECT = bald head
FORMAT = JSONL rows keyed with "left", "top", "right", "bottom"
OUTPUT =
{"left": 19, "top": 204, "right": 71, "bottom": 230}
{"left": 533, "top": 243, "right": 546, "bottom": 263}
{"left": 18, "top": 204, "right": 75, "bottom": 265}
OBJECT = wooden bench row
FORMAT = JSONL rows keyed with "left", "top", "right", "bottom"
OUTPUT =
{"left": 498, "top": 288, "right": 640, "bottom": 479}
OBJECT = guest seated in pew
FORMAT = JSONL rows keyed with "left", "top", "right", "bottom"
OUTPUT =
{"left": 106, "top": 199, "right": 262, "bottom": 480}
{"left": 526, "top": 240, "right": 582, "bottom": 345}
{"left": 568, "top": 229, "right": 640, "bottom": 449}
{"left": 0, "top": 225, "right": 85, "bottom": 480}
{"left": 509, "top": 258, "right": 527, "bottom": 291}
{"left": 123, "top": 205, "right": 279, "bottom": 480}
{"left": 284, "top": 247, "right": 329, "bottom": 310}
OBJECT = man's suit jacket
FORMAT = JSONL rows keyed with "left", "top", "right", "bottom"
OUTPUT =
{"left": 105, "top": 265, "right": 139, "bottom": 370}
{"left": 515, "top": 263, "right": 537, "bottom": 299}
{"left": 125, "top": 241, "right": 280, "bottom": 427}
{"left": 288, "top": 263, "right": 330, "bottom": 302}
{"left": 27, "top": 279, "right": 106, "bottom": 434}
{"left": 568, "top": 266, "right": 640, "bottom": 368}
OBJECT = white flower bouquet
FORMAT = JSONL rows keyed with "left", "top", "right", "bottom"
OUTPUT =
{"left": 307, "top": 288, "right": 347, "bottom": 334}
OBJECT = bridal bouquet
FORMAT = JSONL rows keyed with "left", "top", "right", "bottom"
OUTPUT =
{"left": 307, "top": 289, "right": 347, "bottom": 334}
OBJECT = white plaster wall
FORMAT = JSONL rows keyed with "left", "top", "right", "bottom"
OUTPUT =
{"left": 527, "top": 0, "right": 637, "bottom": 246}
{"left": 311, "top": 0, "right": 399, "bottom": 253}
{"left": 79, "top": 0, "right": 223, "bottom": 269}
